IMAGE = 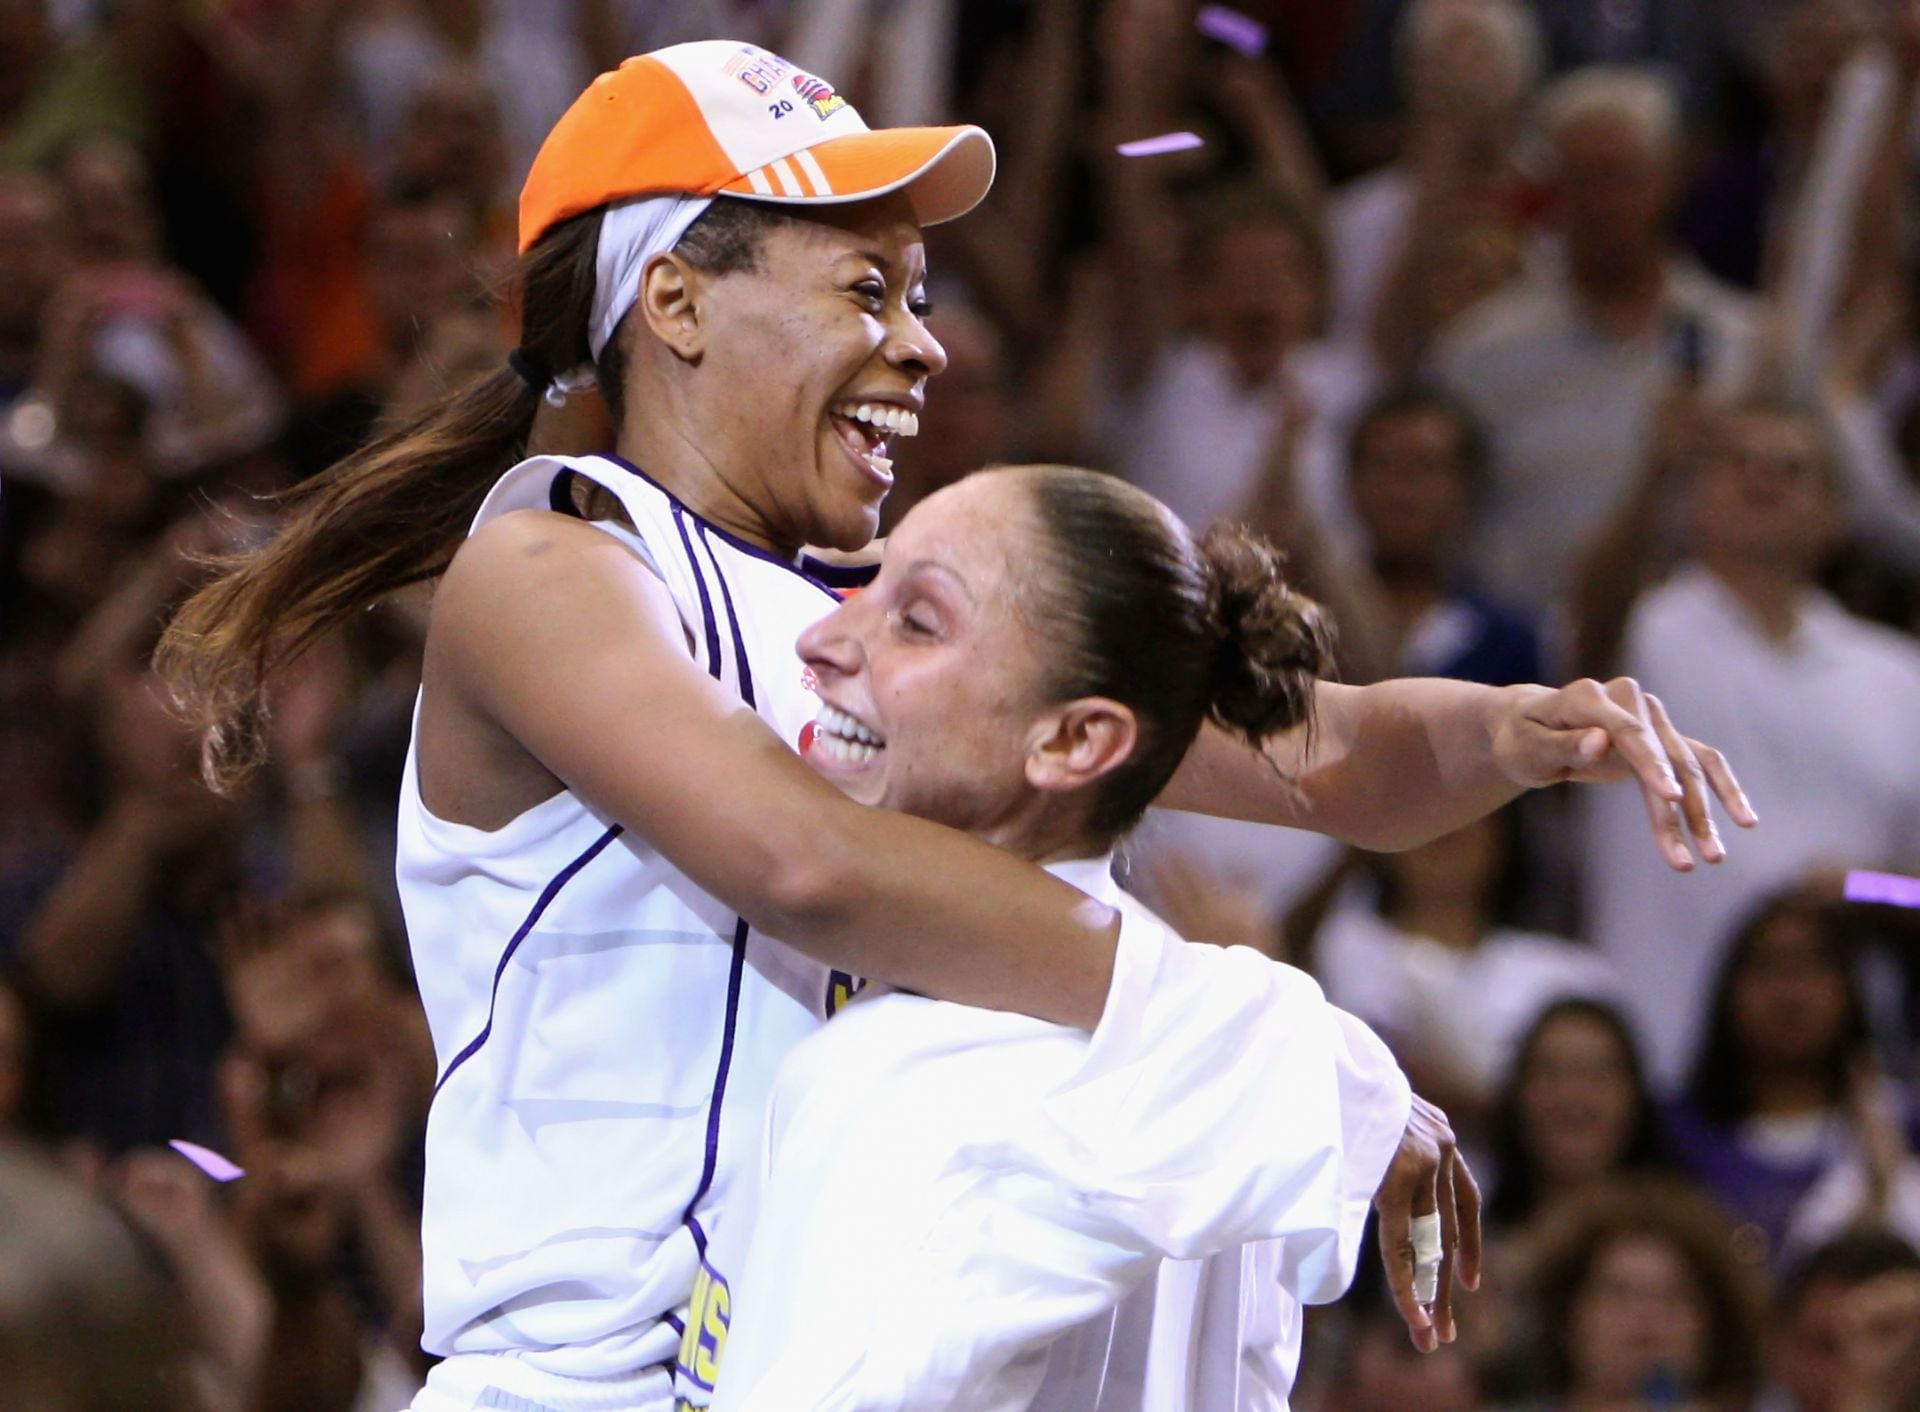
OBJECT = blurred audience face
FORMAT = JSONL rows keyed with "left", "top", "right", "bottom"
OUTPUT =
{"left": 1726, "top": 907, "right": 1851, "bottom": 1077}
{"left": 1776, "top": 1270, "right": 1857, "bottom": 1412}
{"left": 394, "top": 65, "right": 508, "bottom": 205}
{"left": 1550, "top": 112, "right": 1675, "bottom": 265}
{"left": 1381, "top": 812, "right": 1501, "bottom": 917}
{"left": 1349, "top": 402, "right": 1474, "bottom": 571}
{"left": 0, "top": 172, "right": 66, "bottom": 354}
{"left": 57, "top": 136, "right": 162, "bottom": 267}
{"left": 1194, "top": 217, "right": 1320, "bottom": 386}
{"left": 1518, "top": 1006, "right": 1639, "bottom": 1192}
{"left": 363, "top": 192, "right": 482, "bottom": 353}
{"left": 1688, "top": 407, "right": 1840, "bottom": 577}
{"left": 1406, "top": 0, "right": 1538, "bottom": 133}
{"left": 1338, "top": 1313, "right": 1481, "bottom": 1412}
{"left": 1565, "top": 1232, "right": 1710, "bottom": 1398}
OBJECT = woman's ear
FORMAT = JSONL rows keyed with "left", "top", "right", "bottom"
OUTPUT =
{"left": 638, "top": 253, "right": 705, "bottom": 361}
{"left": 1025, "top": 698, "right": 1138, "bottom": 796}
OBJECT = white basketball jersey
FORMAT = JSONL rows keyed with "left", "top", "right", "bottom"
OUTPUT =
{"left": 397, "top": 453, "right": 871, "bottom": 1383}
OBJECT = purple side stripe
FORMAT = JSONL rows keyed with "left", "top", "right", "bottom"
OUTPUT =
{"left": 681, "top": 919, "right": 749, "bottom": 1229}
{"left": 432, "top": 824, "right": 626, "bottom": 1097}
{"left": 696, "top": 525, "right": 757, "bottom": 709}
{"left": 672, "top": 505, "right": 723, "bottom": 680}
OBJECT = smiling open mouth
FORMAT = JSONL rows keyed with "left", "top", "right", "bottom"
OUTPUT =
{"left": 828, "top": 401, "right": 920, "bottom": 480}
{"left": 812, "top": 701, "right": 886, "bottom": 764}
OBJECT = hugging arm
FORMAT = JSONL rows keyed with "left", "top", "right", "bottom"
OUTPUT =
{"left": 434, "top": 511, "right": 1118, "bottom": 1028}
{"left": 1159, "top": 676, "right": 1756, "bottom": 868}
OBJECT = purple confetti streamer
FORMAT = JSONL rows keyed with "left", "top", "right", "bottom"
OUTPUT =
{"left": 1843, "top": 869, "right": 1920, "bottom": 909}
{"left": 168, "top": 1139, "right": 245, "bottom": 1182}
{"left": 1116, "top": 131, "right": 1206, "bottom": 158}
{"left": 1196, "top": 4, "right": 1269, "bottom": 56}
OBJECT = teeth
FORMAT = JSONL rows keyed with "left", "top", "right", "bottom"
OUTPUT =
{"left": 817, "top": 703, "right": 882, "bottom": 747}
{"left": 834, "top": 403, "right": 919, "bottom": 438}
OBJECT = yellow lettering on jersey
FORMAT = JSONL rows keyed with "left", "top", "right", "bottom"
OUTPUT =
{"left": 674, "top": 1258, "right": 734, "bottom": 1396}
{"left": 696, "top": 1278, "right": 731, "bottom": 1384}
{"left": 677, "top": 1268, "right": 709, "bottom": 1377}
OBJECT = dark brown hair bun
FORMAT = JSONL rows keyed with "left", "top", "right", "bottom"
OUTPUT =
{"left": 1200, "top": 523, "right": 1336, "bottom": 746}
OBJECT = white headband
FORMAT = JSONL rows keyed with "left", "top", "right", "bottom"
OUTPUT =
{"left": 590, "top": 193, "right": 715, "bottom": 361}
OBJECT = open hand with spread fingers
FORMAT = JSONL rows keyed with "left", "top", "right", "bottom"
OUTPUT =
{"left": 1491, "top": 676, "right": 1758, "bottom": 871}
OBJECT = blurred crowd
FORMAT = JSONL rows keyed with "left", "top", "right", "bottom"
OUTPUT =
{"left": 2, "top": 0, "right": 1920, "bottom": 1409}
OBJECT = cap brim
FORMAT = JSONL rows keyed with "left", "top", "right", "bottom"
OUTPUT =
{"left": 717, "top": 124, "right": 995, "bottom": 226}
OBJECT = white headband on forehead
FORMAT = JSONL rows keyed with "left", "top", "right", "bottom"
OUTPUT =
{"left": 589, "top": 192, "right": 715, "bottom": 361}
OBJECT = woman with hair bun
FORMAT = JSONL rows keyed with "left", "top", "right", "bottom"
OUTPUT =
{"left": 701, "top": 465, "right": 1420, "bottom": 1410}
{"left": 156, "top": 41, "right": 1751, "bottom": 1408}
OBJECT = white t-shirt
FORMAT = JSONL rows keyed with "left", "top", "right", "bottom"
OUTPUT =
{"left": 1325, "top": 166, "right": 1415, "bottom": 351}
{"left": 695, "top": 857, "right": 1412, "bottom": 1411}
{"left": 1113, "top": 338, "right": 1379, "bottom": 557}
{"left": 1433, "top": 257, "right": 1760, "bottom": 608}
{"left": 1582, "top": 564, "right": 1920, "bottom": 1088}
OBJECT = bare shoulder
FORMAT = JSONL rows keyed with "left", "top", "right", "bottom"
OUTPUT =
{"left": 421, "top": 510, "right": 692, "bottom": 825}
{"left": 433, "top": 510, "right": 685, "bottom": 694}
{"left": 440, "top": 510, "right": 675, "bottom": 629}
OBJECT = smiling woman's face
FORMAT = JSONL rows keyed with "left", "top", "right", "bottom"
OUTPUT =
{"left": 795, "top": 472, "right": 1072, "bottom": 846}
{"left": 675, "top": 194, "right": 947, "bottom": 552}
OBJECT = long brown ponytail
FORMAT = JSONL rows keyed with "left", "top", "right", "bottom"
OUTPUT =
{"left": 155, "top": 210, "right": 605, "bottom": 790}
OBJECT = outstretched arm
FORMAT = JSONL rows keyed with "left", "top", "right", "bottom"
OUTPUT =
{"left": 1160, "top": 675, "right": 1757, "bottom": 869}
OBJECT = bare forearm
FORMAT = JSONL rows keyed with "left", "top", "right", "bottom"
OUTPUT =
{"left": 20, "top": 801, "right": 165, "bottom": 1008}
{"left": 1160, "top": 678, "right": 1527, "bottom": 850}
{"left": 655, "top": 742, "right": 1121, "bottom": 1028}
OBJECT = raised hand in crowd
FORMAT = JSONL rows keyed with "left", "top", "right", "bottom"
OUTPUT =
{"left": 111, "top": 1146, "right": 272, "bottom": 1412}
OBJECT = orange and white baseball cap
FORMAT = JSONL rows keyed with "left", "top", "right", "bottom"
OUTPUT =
{"left": 519, "top": 40, "right": 996, "bottom": 254}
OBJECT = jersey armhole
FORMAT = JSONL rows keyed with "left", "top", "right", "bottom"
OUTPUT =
{"left": 588, "top": 517, "right": 666, "bottom": 582}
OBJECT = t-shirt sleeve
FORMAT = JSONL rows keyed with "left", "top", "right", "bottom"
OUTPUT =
{"left": 980, "top": 914, "right": 1412, "bottom": 1289}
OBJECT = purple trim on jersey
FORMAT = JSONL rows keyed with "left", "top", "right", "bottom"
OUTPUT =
{"left": 594, "top": 453, "right": 855, "bottom": 600}
{"left": 686, "top": 1214, "right": 709, "bottom": 1256}
{"left": 430, "top": 823, "right": 626, "bottom": 1098}
{"left": 799, "top": 554, "right": 881, "bottom": 592}
{"left": 696, "top": 524, "right": 756, "bottom": 710}
{"left": 664, "top": 1311, "right": 686, "bottom": 1336}
{"left": 671, "top": 505, "right": 723, "bottom": 680}
{"left": 680, "top": 918, "right": 749, "bottom": 1231}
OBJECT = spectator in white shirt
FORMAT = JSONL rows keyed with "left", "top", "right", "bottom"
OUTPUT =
{"left": 1314, "top": 806, "right": 1620, "bottom": 1122}
{"left": 1326, "top": 0, "right": 1543, "bottom": 366}
{"left": 1111, "top": 185, "right": 1378, "bottom": 562}
{"left": 1576, "top": 398, "right": 1920, "bottom": 1087}
{"left": 1434, "top": 66, "right": 1761, "bottom": 609}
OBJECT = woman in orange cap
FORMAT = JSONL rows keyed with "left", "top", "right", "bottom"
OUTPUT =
{"left": 159, "top": 40, "right": 1748, "bottom": 1410}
